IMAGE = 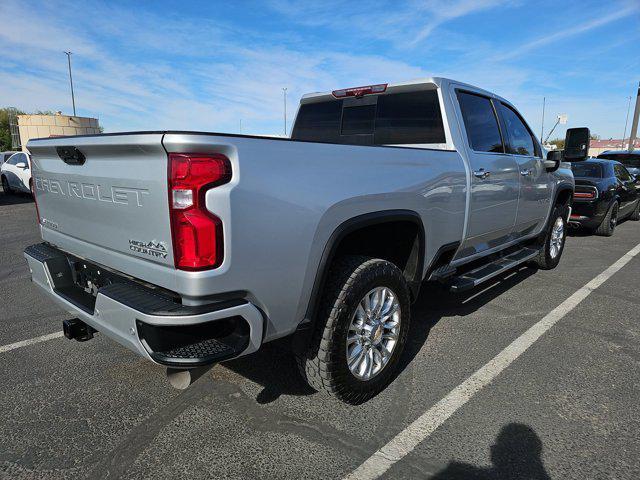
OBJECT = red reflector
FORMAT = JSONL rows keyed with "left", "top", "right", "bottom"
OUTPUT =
{"left": 573, "top": 191, "right": 595, "bottom": 199}
{"left": 168, "top": 153, "right": 231, "bottom": 270}
{"left": 332, "top": 83, "right": 387, "bottom": 98}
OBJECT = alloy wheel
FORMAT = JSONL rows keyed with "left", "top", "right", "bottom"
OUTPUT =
{"left": 346, "top": 286, "right": 401, "bottom": 381}
{"left": 549, "top": 216, "right": 564, "bottom": 259}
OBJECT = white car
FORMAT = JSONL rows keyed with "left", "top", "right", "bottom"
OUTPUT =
{"left": 1, "top": 152, "right": 33, "bottom": 194}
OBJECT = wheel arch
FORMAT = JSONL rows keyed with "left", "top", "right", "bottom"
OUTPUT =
{"left": 291, "top": 209, "right": 425, "bottom": 355}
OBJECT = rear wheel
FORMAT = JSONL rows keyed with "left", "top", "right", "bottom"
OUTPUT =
{"left": 1, "top": 176, "right": 12, "bottom": 195}
{"left": 596, "top": 201, "right": 618, "bottom": 237}
{"left": 296, "top": 255, "right": 411, "bottom": 404}
{"left": 530, "top": 203, "right": 568, "bottom": 270}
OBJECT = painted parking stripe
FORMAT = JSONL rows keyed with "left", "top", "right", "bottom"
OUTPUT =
{"left": 345, "top": 242, "right": 640, "bottom": 480}
{"left": 0, "top": 331, "right": 64, "bottom": 354}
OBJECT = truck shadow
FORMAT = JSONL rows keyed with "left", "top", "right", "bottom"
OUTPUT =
{"left": 224, "top": 265, "right": 538, "bottom": 404}
{"left": 0, "top": 189, "right": 34, "bottom": 206}
{"left": 425, "top": 422, "right": 552, "bottom": 480}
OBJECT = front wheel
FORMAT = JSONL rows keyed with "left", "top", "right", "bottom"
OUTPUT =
{"left": 296, "top": 255, "right": 411, "bottom": 404}
{"left": 530, "top": 203, "right": 568, "bottom": 270}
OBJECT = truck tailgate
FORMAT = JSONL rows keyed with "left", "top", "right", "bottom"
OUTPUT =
{"left": 28, "top": 133, "right": 174, "bottom": 267}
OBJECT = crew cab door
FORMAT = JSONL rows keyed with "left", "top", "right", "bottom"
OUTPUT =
{"left": 496, "top": 102, "right": 551, "bottom": 238}
{"left": 454, "top": 90, "right": 519, "bottom": 258}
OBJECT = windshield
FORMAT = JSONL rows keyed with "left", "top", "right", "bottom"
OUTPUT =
{"left": 597, "top": 153, "right": 640, "bottom": 168}
{"left": 571, "top": 162, "right": 603, "bottom": 178}
{"left": 291, "top": 89, "right": 446, "bottom": 146}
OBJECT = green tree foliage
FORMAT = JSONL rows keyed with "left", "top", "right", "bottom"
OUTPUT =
{"left": 548, "top": 138, "right": 565, "bottom": 149}
{"left": 0, "top": 107, "right": 25, "bottom": 151}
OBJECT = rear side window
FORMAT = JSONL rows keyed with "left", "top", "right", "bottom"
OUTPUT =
{"left": 291, "top": 89, "right": 446, "bottom": 146}
{"left": 614, "top": 164, "right": 632, "bottom": 181}
{"left": 457, "top": 91, "right": 503, "bottom": 153}
{"left": 498, "top": 103, "right": 537, "bottom": 156}
{"left": 375, "top": 91, "right": 445, "bottom": 144}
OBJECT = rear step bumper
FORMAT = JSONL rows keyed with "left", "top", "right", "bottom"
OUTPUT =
{"left": 24, "top": 243, "right": 263, "bottom": 367}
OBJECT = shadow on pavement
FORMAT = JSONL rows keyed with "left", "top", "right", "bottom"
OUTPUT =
{"left": 0, "top": 189, "right": 34, "bottom": 206}
{"left": 429, "top": 423, "right": 551, "bottom": 480}
{"left": 224, "top": 265, "right": 537, "bottom": 404}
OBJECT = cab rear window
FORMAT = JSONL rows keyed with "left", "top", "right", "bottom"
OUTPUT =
{"left": 291, "top": 90, "right": 446, "bottom": 146}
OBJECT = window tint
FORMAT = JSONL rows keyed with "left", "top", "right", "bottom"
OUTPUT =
{"left": 598, "top": 153, "right": 640, "bottom": 168}
{"left": 614, "top": 164, "right": 632, "bottom": 181}
{"left": 290, "top": 89, "right": 446, "bottom": 145}
{"left": 341, "top": 105, "right": 375, "bottom": 135}
{"left": 457, "top": 92, "right": 503, "bottom": 153}
{"left": 291, "top": 100, "right": 343, "bottom": 143}
{"left": 374, "top": 90, "right": 446, "bottom": 144}
{"left": 7, "top": 154, "right": 19, "bottom": 165}
{"left": 571, "top": 162, "right": 602, "bottom": 178}
{"left": 498, "top": 103, "right": 536, "bottom": 156}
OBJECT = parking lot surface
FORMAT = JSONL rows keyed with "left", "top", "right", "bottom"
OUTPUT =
{"left": 1, "top": 188, "right": 639, "bottom": 480}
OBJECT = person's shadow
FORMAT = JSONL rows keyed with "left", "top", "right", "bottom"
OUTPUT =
{"left": 430, "top": 423, "right": 551, "bottom": 480}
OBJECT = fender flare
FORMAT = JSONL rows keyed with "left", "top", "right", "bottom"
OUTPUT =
{"left": 291, "top": 209, "right": 425, "bottom": 355}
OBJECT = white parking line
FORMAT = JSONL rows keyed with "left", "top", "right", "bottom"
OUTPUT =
{"left": 0, "top": 331, "right": 64, "bottom": 354}
{"left": 345, "top": 242, "right": 640, "bottom": 480}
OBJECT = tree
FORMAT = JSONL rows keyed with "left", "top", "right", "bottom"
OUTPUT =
{"left": 0, "top": 107, "right": 25, "bottom": 151}
{"left": 548, "top": 138, "right": 564, "bottom": 149}
{"left": 589, "top": 133, "right": 600, "bottom": 141}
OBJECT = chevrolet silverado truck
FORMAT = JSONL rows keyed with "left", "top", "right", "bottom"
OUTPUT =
{"left": 23, "top": 78, "right": 590, "bottom": 403}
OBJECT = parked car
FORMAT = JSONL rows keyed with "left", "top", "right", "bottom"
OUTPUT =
{"left": 569, "top": 158, "right": 640, "bottom": 236}
{"left": 1, "top": 151, "right": 32, "bottom": 194}
{"left": 1, "top": 151, "right": 18, "bottom": 163}
{"left": 597, "top": 150, "right": 640, "bottom": 176}
{"left": 23, "top": 78, "right": 589, "bottom": 403}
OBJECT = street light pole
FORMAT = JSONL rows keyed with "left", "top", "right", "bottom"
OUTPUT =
{"left": 64, "top": 51, "right": 76, "bottom": 116}
{"left": 283, "top": 87, "right": 288, "bottom": 136}
{"left": 622, "top": 95, "right": 632, "bottom": 149}
{"left": 540, "top": 96, "right": 546, "bottom": 144}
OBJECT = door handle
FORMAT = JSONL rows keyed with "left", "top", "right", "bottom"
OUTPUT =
{"left": 520, "top": 168, "right": 532, "bottom": 176}
{"left": 473, "top": 169, "right": 491, "bottom": 179}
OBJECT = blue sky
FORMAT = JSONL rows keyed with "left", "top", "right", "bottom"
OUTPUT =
{"left": 1, "top": 0, "right": 638, "bottom": 139}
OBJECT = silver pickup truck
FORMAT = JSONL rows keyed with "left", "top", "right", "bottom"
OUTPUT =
{"left": 23, "top": 78, "right": 590, "bottom": 403}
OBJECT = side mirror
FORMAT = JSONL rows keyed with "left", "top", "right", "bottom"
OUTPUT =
{"left": 543, "top": 150, "right": 563, "bottom": 171}
{"left": 15, "top": 162, "right": 28, "bottom": 169}
{"left": 563, "top": 127, "right": 590, "bottom": 162}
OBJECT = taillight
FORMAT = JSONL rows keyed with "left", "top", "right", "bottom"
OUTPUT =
{"left": 573, "top": 190, "right": 596, "bottom": 199}
{"left": 168, "top": 153, "right": 231, "bottom": 270}
{"left": 332, "top": 83, "right": 387, "bottom": 98}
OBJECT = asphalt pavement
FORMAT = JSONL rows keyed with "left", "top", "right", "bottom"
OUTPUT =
{"left": 1, "top": 187, "right": 638, "bottom": 480}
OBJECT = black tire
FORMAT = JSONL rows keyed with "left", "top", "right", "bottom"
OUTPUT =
{"left": 296, "top": 255, "right": 411, "bottom": 404}
{"left": 530, "top": 202, "right": 568, "bottom": 270}
{"left": 1, "top": 175, "right": 12, "bottom": 195}
{"left": 629, "top": 200, "right": 640, "bottom": 221}
{"left": 596, "top": 201, "right": 618, "bottom": 237}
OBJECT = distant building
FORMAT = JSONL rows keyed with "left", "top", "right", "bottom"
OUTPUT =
{"left": 17, "top": 112, "right": 100, "bottom": 152}
{"left": 589, "top": 138, "right": 640, "bottom": 157}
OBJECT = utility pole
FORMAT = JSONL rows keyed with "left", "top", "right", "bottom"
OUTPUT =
{"left": 239, "top": 119, "right": 242, "bottom": 134}
{"left": 540, "top": 97, "right": 546, "bottom": 144}
{"left": 283, "top": 87, "right": 288, "bottom": 136}
{"left": 627, "top": 81, "right": 640, "bottom": 152}
{"left": 64, "top": 51, "right": 76, "bottom": 116}
{"left": 622, "top": 95, "right": 632, "bottom": 149}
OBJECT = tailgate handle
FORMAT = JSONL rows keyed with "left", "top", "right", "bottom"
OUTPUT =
{"left": 56, "top": 146, "right": 86, "bottom": 165}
